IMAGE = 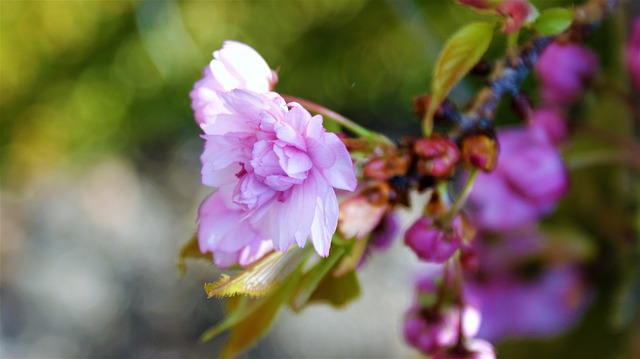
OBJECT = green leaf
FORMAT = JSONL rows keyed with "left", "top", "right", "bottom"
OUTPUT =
{"left": 289, "top": 245, "right": 348, "bottom": 312}
{"left": 177, "top": 232, "right": 211, "bottom": 277}
{"left": 204, "top": 247, "right": 310, "bottom": 297}
{"left": 332, "top": 236, "right": 369, "bottom": 277}
{"left": 532, "top": 8, "right": 573, "bottom": 36}
{"left": 219, "top": 267, "right": 303, "bottom": 359}
{"left": 425, "top": 22, "right": 494, "bottom": 135}
{"left": 306, "top": 270, "right": 361, "bottom": 308}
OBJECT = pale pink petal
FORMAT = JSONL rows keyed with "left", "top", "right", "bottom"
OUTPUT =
{"left": 312, "top": 132, "right": 357, "bottom": 191}
{"left": 310, "top": 172, "right": 339, "bottom": 257}
{"left": 198, "top": 192, "right": 261, "bottom": 255}
{"left": 233, "top": 173, "right": 278, "bottom": 211}
{"left": 213, "top": 41, "right": 276, "bottom": 92}
{"left": 237, "top": 239, "right": 274, "bottom": 267}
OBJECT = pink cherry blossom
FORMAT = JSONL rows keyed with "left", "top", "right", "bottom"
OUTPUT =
{"left": 197, "top": 89, "right": 357, "bottom": 266}
{"left": 190, "top": 41, "right": 278, "bottom": 132}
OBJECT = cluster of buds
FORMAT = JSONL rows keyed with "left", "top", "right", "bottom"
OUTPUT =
{"left": 403, "top": 272, "right": 495, "bottom": 359}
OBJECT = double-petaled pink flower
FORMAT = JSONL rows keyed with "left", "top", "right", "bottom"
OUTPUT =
{"left": 191, "top": 42, "right": 356, "bottom": 267}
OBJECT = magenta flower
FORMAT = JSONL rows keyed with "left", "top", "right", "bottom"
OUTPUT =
{"left": 197, "top": 89, "right": 357, "bottom": 266}
{"left": 190, "top": 41, "right": 278, "bottom": 133}
{"left": 466, "top": 265, "right": 588, "bottom": 342}
{"left": 404, "top": 216, "right": 463, "bottom": 263}
{"left": 626, "top": 17, "right": 640, "bottom": 90}
{"left": 535, "top": 42, "right": 599, "bottom": 106}
{"left": 528, "top": 107, "right": 568, "bottom": 146}
{"left": 404, "top": 304, "right": 481, "bottom": 356}
{"left": 435, "top": 338, "right": 496, "bottom": 359}
{"left": 464, "top": 231, "right": 589, "bottom": 342}
{"left": 467, "top": 127, "right": 568, "bottom": 232}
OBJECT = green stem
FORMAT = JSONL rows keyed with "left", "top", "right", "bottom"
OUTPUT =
{"left": 442, "top": 169, "right": 479, "bottom": 224}
{"left": 567, "top": 151, "right": 640, "bottom": 170}
{"left": 422, "top": 107, "right": 434, "bottom": 138}
{"left": 282, "top": 95, "right": 392, "bottom": 145}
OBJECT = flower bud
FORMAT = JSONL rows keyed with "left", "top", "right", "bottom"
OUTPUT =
{"left": 460, "top": 133, "right": 498, "bottom": 172}
{"left": 496, "top": 0, "right": 532, "bottom": 34}
{"left": 414, "top": 136, "right": 461, "bottom": 177}
{"left": 338, "top": 184, "right": 390, "bottom": 240}
{"left": 404, "top": 216, "right": 463, "bottom": 263}
{"left": 363, "top": 153, "right": 410, "bottom": 181}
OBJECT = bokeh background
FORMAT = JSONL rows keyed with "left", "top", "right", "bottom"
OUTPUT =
{"left": 1, "top": 0, "right": 639, "bottom": 358}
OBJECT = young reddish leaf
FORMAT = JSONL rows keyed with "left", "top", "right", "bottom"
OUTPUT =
{"left": 532, "top": 8, "right": 574, "bottom": 35}
{"left": 424, "top": 22, "right": 495, "bottom": 135}
{"left": 307, "top": 270, "right": 361, "bottom": 308}
{"left": 204, "top": 247, "right": 310, "bottom": 297}
{"left": 177, "top": 232, "right": 212, "bottom": 277}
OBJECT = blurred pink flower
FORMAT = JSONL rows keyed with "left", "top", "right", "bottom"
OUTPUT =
{"left": 404, "top": 216, "right": 463, "bottom": 263}
{"left": 404, "top": 304, "right": 481, "bottom": 356}
{"left": 535, "top": 42, "right": 599, "bottom": 106}
{"left": 198, "top": 89, "right": 356, "bottom": 265}
{"left": 626, "top": 17, "right": 640, "bottom": 90}
{"left": 464, "top": 231, "right": 590, "bottom": 342}
{"left": 190, "top": 41, "right": 278, "bottom": 132}
{"left": 466, "top": 265, "right": 588, "bottom": 342}
{"left": 467, "top": 127, "right": 568, "bottom": 232}
{"left": 528, "top": 107, "right": 568, "bottom": 146}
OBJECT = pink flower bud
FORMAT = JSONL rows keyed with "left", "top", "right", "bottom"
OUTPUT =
{"left": 461, "top": 134, "right": 498, "bottom": 172}
{"left": 404, "top": 216, "right": 462, "bottom": 263}
{"left": 403, "top": 307, "right": 459, "bottom": 355}
{"left": 535, "top": 42, "right": 599, "bottom": 106}
{"left": 338, "top": 193, "right": 388, "bottom": 240}
{"left": 404, "top": 304, "right": 482, "bottom": 356}
{"left": 626, "top": 17, "right": 640, "bottom": 90}
{"left": 496, "top": 0, "right": 532, "bottom": 34}
{"left": 414, "top": 136, "right": 461, "bottom": 177}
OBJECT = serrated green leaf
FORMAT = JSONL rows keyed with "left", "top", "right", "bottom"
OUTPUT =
{"left": 307, "top": 269, "right": 361, "bottom": 308}
{"left": 177, "top": 232, "right": 212, "bottom": 277}
{"left": 532, "top": 8, "right": 573, "bottom": 36}
{"left": 289, "top": 245, "right": 348, "bottom": 312}
{"left": 425, "top": 22, "right": 495, "bottom": 135}
{"left": 204, "top": 247, "right": 310, "bottom": 297}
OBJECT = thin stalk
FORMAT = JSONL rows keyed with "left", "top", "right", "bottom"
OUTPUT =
{"left": 282, "top": 95, "right": 393, "bottom": 145}
{"left": 567, "top": 151, "right": 640, "bottom": 170}
{"left": 442, "top": 169, "right": 479, "bottom": 223}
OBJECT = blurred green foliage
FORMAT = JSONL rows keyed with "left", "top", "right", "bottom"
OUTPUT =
{"left": 0, "top": 0, "right": 496, "bottom": 188}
